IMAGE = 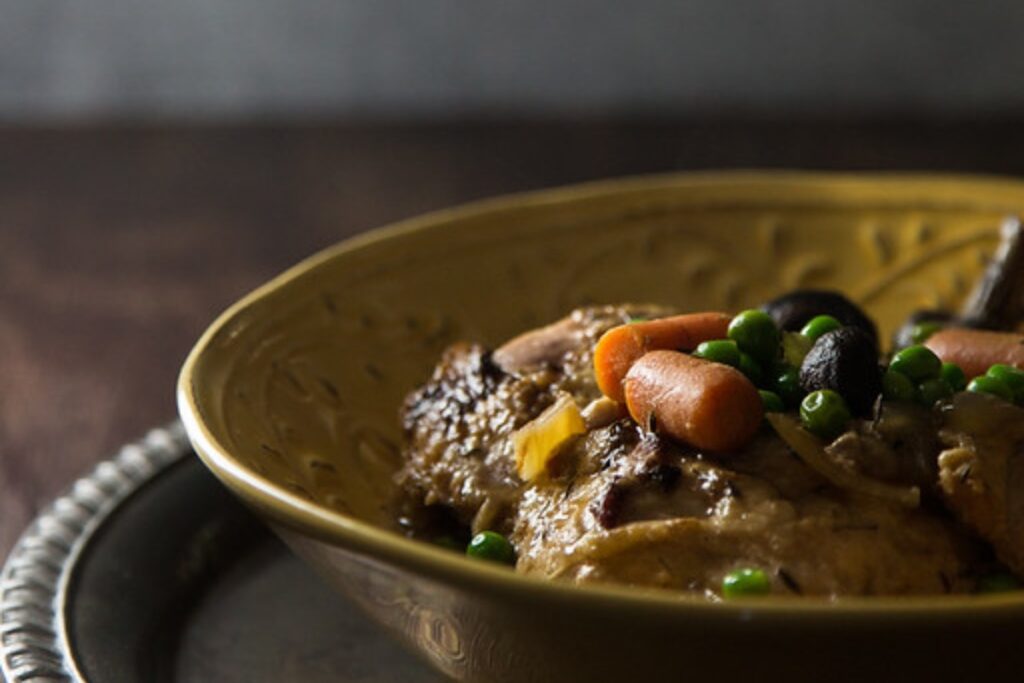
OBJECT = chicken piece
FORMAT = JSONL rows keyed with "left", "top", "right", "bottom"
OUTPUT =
{"left": 938, "top": 391, "right": 1024, "bottom": 575}
{"left": 398, "top": 305, "right": 667, "bottom": 533}
{"left": 514, "top": 430, "right": 974, "bottom": 597}
{"left": 825, "top": 401, "right": 940, "bottom": 493}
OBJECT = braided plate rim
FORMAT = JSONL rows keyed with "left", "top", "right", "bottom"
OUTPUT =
{"left": 0, "top": 422, "right": 191, "bottom": 683}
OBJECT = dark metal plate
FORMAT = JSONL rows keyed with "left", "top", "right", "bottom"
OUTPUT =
{"left": 0, "top": 424, "right": 441, "bottom": 682}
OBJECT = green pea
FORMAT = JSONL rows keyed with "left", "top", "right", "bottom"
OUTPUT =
{"left": 967, "top": 375, "right": 1014, "bottom": 402}
{"left": 722, "top": 568, "right": 771, "bottom": 598}
{"left": 977, "top": 572, "right": 1021, "bottom": 593}
{"left": 940, "top": 362, "right": 967, "bottom": 392}
{"left": 773, "top": 364, "right": 805, "bottom": 407}
{"left": 986, "top": 364, "right": 1024, "bottom": 404}
{"left": 918, "top": 378, "right": 953, "bottom": 406}
{"left": 728, "top": 310, "right": 780, "bottom": 364}
{"left": 738, "top": 351, "right": 764, "bottom": 385}
{"left": 910, "top": 321, "right": 943, "bottom": 344}
{"left": 800, "top": 389, "right": 852, "bottom": 440}
{"left": 800, "top": 315, "right": 842, "bottom": 341}
{"left": 781, "top": 331, "right": 814, "bottom": 368}
{"left": 882, "top": 369, "right": 917, "bottom": 402}
{"left": 759, "top": 390, "right": 785, "bottom": 413}
{"left": 466, "top": 531, "right": 516, "bottom": 565}
{"left": 889, "top": 345, "right": 942, "bottom": 382}
{"left": 693, "top": 339, "right": 741, "bottom": 368}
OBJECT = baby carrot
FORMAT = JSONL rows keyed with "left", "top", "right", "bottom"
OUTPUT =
{"left": 594, "top": 312, "right": 731, "bottom": 402}
{"left": 924, "top": 327, "right": 1024, "bottom": 379}
{"left": 623, "top": 350, "right": 763, "bottom": 452}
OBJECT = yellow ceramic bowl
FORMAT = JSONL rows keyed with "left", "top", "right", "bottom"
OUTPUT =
{"left": 179, "top": 172, "right": 1024, "bottom": 681}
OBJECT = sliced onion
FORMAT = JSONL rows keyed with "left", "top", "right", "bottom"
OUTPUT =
{"left": 512, "top": 392, "right": 586, "bottom": 481}
{"left": 767, "top": 413, "right": 920, "bottom": 508}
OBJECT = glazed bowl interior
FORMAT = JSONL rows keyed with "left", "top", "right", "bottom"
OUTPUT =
{"left": 180, "top": 172, "right": 1024, "bottom": 604}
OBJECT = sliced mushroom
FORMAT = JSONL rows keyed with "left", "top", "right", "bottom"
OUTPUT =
{"left": 492, "top": 315, "right": 584, "bottom": 373}
{"left": 960, "top": 215, "right": 1024, "bottom": 330}
{"left": 892, "top": 216, "right": 1024, "bottom": 348}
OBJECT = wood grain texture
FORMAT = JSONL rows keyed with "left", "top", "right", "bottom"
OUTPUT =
{"left": 3, "top": 120, "right": 1024, "bottom": 560}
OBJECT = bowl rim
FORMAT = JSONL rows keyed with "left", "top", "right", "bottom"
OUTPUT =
{"left": 178, "top": 169, "right": 1024, "bottom": 619}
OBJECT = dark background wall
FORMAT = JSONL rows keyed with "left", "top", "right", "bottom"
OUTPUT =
{"left": 5, "top": 1, "right": 1024, "bottom": 121}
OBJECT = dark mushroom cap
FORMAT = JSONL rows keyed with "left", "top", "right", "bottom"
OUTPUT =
{"left": 799, "top": 327, "right": 882, "bottom": 416}
{"left": 761, "top": 289, "right": 878, "bottom": 347}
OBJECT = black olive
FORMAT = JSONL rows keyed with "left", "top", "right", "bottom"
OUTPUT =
{"left": 799, "top": 327, "right": 882, "bottom": 416}
{"left": 761, "top": 290, "right": 878, "bottom": 346}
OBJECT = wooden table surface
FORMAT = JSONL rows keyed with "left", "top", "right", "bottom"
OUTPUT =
{"left": 4, "top": 119, "right": 1024, "bottom": 558}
